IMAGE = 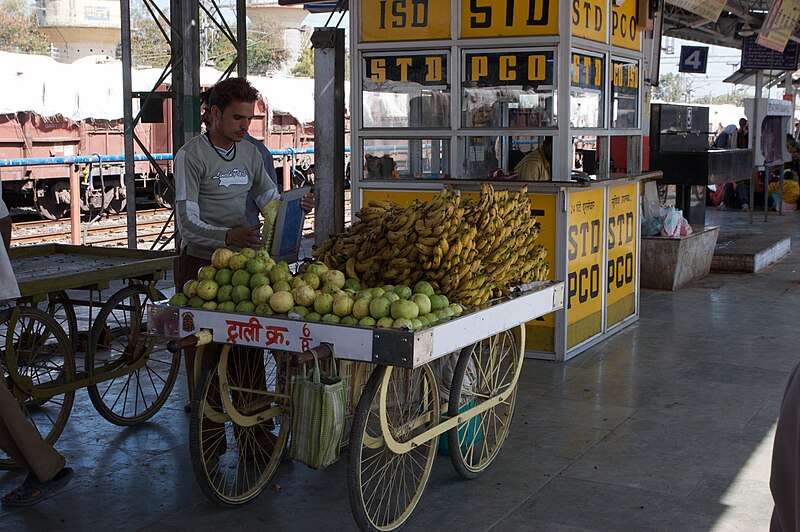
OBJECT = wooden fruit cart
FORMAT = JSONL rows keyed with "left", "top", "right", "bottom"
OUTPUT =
{"left": 1, "top": 244, "right": 180, "bottom": 467}
{"left": 149, "top": 280, "right": 564, "bottom": 531}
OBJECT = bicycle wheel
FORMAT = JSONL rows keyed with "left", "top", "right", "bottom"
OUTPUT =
{"left": 45, "top": 291, "right": 78, "bottom": 355}
{"left": 447, "top": 326, "right": 522, "bottom": 479}
{"left": 189, "top": 345, "right": 289, "bottom": 508}
{"left": 348, "top": 364, "right": 439, "bottom": 532}
{"left": 0, "top": 307, "right": 75, "bottom": 469}
{"left": 86, "top": 285, "right": 180, "bottom": 425}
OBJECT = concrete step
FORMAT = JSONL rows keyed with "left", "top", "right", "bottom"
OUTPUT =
{"left": 711, "top": 232, "right": 791, "bottom": 272}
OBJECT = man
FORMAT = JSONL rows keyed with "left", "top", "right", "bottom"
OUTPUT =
{"left": 514, "top": 137, "right": 552, "bottom": 181}
{"left": 714, "top": 124, "right": 737, "bottom": 148}
{"left": 199, "top": 88, "right": 280, "bottom": 227}
{"left": 174, "top": 77, "right": 313, "bottom": 401}
{"left": 0, "top": 189, "right": 74, "bottom": 507}
{"left": 737, "top": 118, "right": 748, "bottom": 149}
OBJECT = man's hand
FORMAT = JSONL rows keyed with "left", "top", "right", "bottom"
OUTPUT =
{"left": 225, "top": 224, "right": 263, "bottom": 249}
{"left": 300, "top": 192, "right": 315, "bottom": 213}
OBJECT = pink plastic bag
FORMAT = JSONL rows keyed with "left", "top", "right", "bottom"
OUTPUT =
{"left": 679, "top": 218, "right": 693, "bottom": 236}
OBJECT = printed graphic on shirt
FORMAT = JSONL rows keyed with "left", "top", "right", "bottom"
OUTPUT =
{"left": 213, "top": 168, "right": 250, "bottom": 188}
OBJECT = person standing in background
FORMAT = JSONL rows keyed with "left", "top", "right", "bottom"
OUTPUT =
{"left": 0, "top": 189, "right": 74, "bottom": 507}
{"left": 737, "top": 118, "right": 748, "bottom": 149}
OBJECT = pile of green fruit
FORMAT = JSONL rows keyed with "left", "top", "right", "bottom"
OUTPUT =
{"left": 168, "top": 247, "right": 463, "bottom": 331}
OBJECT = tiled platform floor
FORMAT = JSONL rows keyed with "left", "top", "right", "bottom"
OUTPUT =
{"left": 0, "top": 206, "right": 797, "bottom": 531}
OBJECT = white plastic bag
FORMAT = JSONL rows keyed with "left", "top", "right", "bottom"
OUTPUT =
{"left": 661, "top": 207, "right": 682, "bottom": 237}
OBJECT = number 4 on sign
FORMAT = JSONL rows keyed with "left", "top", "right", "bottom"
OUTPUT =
{"left": 679, "top": 46, "right": 708, "bottom": 74}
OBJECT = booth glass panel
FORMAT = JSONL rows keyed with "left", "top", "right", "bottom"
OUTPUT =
{"left": 610, "top": 59, "right": 639, "bottom": 129}
{"left": 362, "top": 138, "right": 450, "bottom": 180}
{"left": 461, "top": 49, "right": 556, "bottom": 129}
{"left": 461, "top": 136, "right": 548, "bottom": 180}
{"left": 570, "top": 52, "right": 605, "bottom": 128}
{"left": 362, "top": 52, "right": 451, "bottom": 129}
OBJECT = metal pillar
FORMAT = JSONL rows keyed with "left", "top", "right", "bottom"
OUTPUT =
{"left": 312, "top": 28, "right": 346, "bottom": 244}
{"left": 237, "top": 0, "right": 247, "bottom": 76}
{"left": 171, "top": 0, "right": 201, "bottom": 152}
{"left": 121, "top": 0, "right": 137, "bottom": 248}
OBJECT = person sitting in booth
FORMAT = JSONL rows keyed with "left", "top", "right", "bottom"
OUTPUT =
{"left": 514, "top": 137, "right": 552, "bottom": 181}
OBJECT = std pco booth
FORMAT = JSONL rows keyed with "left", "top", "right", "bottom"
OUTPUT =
{"left": 348, "top": 0, "right": 662, "bottom": 361}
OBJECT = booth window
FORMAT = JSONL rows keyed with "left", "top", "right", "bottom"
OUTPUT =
{"left": 570, "top": 51, "right": 605, "bottom": 128}
{"left": 610, "top": 59, "right": 639, "bottom": 129}
{"left": 362, "top": 138, "right": 450, "bottom": 180}
{"left": 362, "top": 51, "right": 450, "bottom": 128}
{"left": 461, "top": 49, "right": 556, "bottom": 129}
{"left": 462, "top": 135, "right": 550, "bottom": 180}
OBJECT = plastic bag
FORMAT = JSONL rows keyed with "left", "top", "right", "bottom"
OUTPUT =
{"left": 643, "top": 200, "right": 660, "bottom": 221}
{"left": 680, "top": 218, "right": 693, "bottom": 236}
{"left": 642, "top": 216, "right": 663, "bottom": 237}
{"left": 661, "top": 207, "right": 682, "bottom": 237}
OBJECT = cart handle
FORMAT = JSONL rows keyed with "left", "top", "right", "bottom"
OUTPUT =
{"left": 289, "top": 343, "right": 333, "bottom": 367}
{"left": 167, "top": 329, "right": 213, "bottom": 353}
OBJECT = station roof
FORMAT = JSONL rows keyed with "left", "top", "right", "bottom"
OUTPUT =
{"left": 641, "top": 0, "right": 798, "bottom": 52}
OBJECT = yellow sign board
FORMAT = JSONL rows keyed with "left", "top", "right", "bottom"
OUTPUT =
{"left": 571, "top": 0, "right": 607, "bottom": 43}
{"left": 361, "top": 0, "right": 451, "bottom": 42}
{"left": 567, "top": 188, "right": 604, "bottom": 348}
{"left": 523, "top": 193, "right": 558, "bottom": 353}
{"left": 461, "top": 0, "right": 558, "bottom": 38}
{"left": 606, "top": 184, "right": 637, "bottom": 327}
{"left": 611, "top": 0, "right": 641, "bottom": 50}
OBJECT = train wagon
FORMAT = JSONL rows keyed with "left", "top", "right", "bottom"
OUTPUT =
{"left": 0, "top": 52, "right": 349, "bottom": 219}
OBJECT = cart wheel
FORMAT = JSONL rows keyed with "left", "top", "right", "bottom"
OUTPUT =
{"left": 447, "top": 326, "right": 522, "bottom": 479}
{"left": 85, "top": 285, "right": 180, "bottom": 425}
{"left": 19, "top": 291, "right": 78, "bottom": 358}
{"left": 189, "top": 345, "right": 289, "bottom": 508}
{"left": 348, "top": 364, "right": 439, "bottom": 532}
{"left": 44, "top": 291, "right": 78, "bottom": 356}
{"left": 0, "top": 307, "right": 75, "bottom": 469}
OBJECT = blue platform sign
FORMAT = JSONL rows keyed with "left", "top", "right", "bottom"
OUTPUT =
{"left": 679, "top": 46, "right": 709, "bottom": 73}
{"left": 741, "top": 36, "right": 799, "bottom": 70}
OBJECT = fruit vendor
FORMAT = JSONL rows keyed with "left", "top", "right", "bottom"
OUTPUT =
{"left": 174, "top": 76, "right": 314, "bottom": 402}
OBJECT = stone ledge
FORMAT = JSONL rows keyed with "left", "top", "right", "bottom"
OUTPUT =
{"left": 641, "top": 225, "right": 720, "bottom": 291}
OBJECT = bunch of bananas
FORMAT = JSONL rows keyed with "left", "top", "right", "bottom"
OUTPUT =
{"left": 313, "top": 184, "right": 550, "bottom": 309}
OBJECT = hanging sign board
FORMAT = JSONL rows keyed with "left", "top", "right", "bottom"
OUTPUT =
{"left": 664, "top": 0, "right": 726, "bottom": 22}
{"left": 361, "top": 0, "right": 451, "bottom": 42}
{"left": 571, "top": 52, "right": 604, "bottom": 90}
{"left": 463, "top": 50, "right": 555, "bottom": 87}
{"left": 678, "top": 46, "right": 709, "bottom": 73}
{"left": 461, "top": 0, "right": 558, "bottom": 38}
{"left": 757, "top": 0, "right": 800, "bottom": 53}
{"left": 741, "top": 35, "right": 799, "bottom": 70}
{"left": 364, "top": 53, "right": 448, "bottom": 85}
{"left": 611, "top": 0, "right": 641, "bottom": 50}
{"left": 571, "top": 0, "right": 607, "bottom": 43}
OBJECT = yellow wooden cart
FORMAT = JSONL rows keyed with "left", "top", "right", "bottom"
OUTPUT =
{"left": 1, "top": 244, "right": 179, "bottom": 467}
{"left": 149, "top": 280, "right": 564, "bottom": 531}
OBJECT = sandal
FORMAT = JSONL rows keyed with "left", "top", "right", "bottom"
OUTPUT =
{"left": 2, "top": 467, "right": 74, "bottom": 508}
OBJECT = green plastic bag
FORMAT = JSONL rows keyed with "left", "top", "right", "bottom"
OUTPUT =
{"left": 289, "top": 348, "right": 346, "bottom": 469}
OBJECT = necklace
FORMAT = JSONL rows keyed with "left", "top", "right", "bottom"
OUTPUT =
{"left": 206, "top": 132, "right": 236, "bottom": 162}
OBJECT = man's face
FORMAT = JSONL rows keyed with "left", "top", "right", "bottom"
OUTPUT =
{"left": 210, "top": 100, "right": 255, "bottom": 144}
